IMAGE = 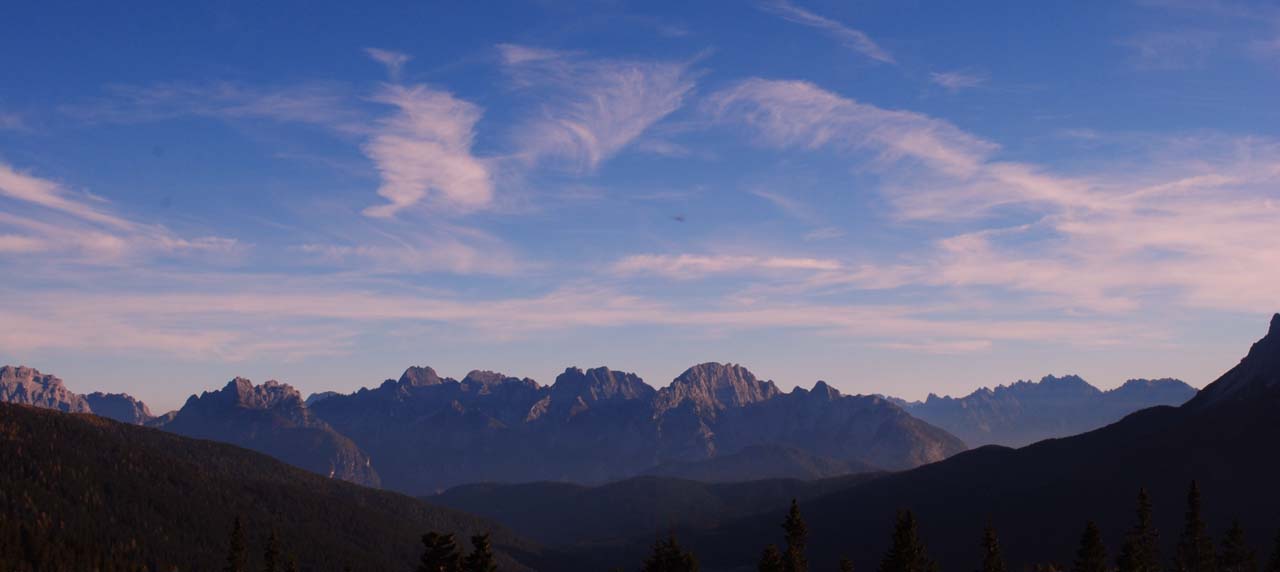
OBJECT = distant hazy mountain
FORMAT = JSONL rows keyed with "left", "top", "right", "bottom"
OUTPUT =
{"left": 0, "top": 403, "right": 540, "bottom": 572}
{"left": 311, "top": 363, "right": 964, "bottom": 494}
{"left": 84, "top": 391, "right": 154, "bottom": 424}
{"left": 895, "top": 374, "right": 1197, "bottom": 447}
{"left": 0, "top": 365, "right": 92, "bottom": 413}
{"left": 567, "top": 313, "right": 1280, "bottom": 572}
{"left": 162, "top": 378, "right": 381, "bottom": 487}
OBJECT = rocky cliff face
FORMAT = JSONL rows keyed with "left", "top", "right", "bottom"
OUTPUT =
{"left": 899, "top": 373, "right": 1197, "bottom": 447}
{"left": 164, "top": 378, "right": 380, "bottom": 487}
{"left": 1186, "top": 313, "right": 1280, "bottom": 408}
{"left": 84, "top": 392, "right": 154, "bottom": 424}
{"left": 0, "top": 366, "right": 92, "bottom": 413}
{"left": 310, "top": 362, "right": 963, "bottom": 494}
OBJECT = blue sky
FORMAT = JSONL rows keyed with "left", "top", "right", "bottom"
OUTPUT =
{"left": 2, "top": 0, "right": 1279, "bottom": 411}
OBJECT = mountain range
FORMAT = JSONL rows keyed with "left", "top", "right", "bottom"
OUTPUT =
{"left": 1, "top": 359, "right": 1202, "bottom": 496}
{"left": 543, "top": 313, "right": 1280, "bottom": 571}
{"left": 306, "top": 363, "right": 963, "bottom": 493}
{"left": 895, "top": 375, "right": 1197, "bottom": 447}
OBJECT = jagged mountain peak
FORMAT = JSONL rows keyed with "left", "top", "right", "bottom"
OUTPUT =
{"left": 398, "top": 366, "right": 445, "bottom": 387}
{"left": 658, "top": 362, "right": 781, "bottom": 413}
{"left": 85, "top": 392, "right": 154, "bottom": 424}
{"left": 809, "top": 380, "right": 842, "bottom": 400}
{"left": 190, "top": 377, "right": 303, "bottom": 410}
{"left": 551, "top": 366, "right": 654, "bottom": 403}
{"left": 462, "top": 370, "right": 539, "bottom": 389}
{"left": 1186, "top": 312, "right": 1280, "bottom": 408}
{"left": 0, "top": 365, "right": 92, "bottom": 413}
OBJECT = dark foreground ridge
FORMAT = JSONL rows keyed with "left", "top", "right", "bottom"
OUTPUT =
{"left": 0, "top": 404, "right": 540, "bottom": 572}
{"left": 549, "top": 313, "right": 1280, "bottom": 571}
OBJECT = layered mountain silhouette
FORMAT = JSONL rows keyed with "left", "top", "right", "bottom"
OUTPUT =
{"left": 157, "top": 377, "right": 381, "bottom": 487}
{"left": 896, "top": 374, "right": 1197, "bottom": 447}
{"left": 562, "top": 313, "right": 1280, "bottom": 572}
{"left": 307, "top": 362, "right": 963, "bottom": 493}
{"left": 0, "top": 403, "right": 539, "bottom": 571}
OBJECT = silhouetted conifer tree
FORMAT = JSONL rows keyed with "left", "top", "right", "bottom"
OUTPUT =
{"left": 418, "top": 532, "right": 461, "bottom": 572}
{"left": 284, "top": 557, "right": 299, "bottom": 572}
{"left": 262, "top": 530, "right": 280, "bottom": 572}
{"left": 1219, "top": 522, "right": 1257, "bottom": 572}
{"left": 463, "top": 533, "right": 498, "bottom": 572}
{"left": 783, "top": 499, "right": 809, "bottom": 572}
{"left": 1117, "top": 489, "right": 1160, "bottom": 572}
{"left": 1175, "top": 482, "right": 1216, "bottom": 572}
{"left": 879, "top": 510, "right": 937, "bottom": 572}
{"left": 982, "top": 524, "right": 1006, "bottom": 572}
{"left": 224, "top": 517, "right": 247, "bottom": 572}
{"left": 1072, "top": 522, "right": 1108, "bottom": 572}
{"left": 642, "top": 533, "right": 699, "bottom": 572}
{"left": 841, "top": 558, "right": 855, "bottom": 572}
{"left": 759, "top": 545, "right": 784, "bottom": 572}
{"left": 1266, "top": 531, "right": 1280, "bottom": 572}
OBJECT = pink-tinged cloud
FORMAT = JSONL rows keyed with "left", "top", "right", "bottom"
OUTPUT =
{"left": 361, "top": 85, "right": 494, "bottom": 217}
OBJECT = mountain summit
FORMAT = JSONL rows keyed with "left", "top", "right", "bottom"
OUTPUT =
{"left": 1186, "top": 312, "right": 1280, "bottom": 408}
{"left": 161, "top": 377, "right": 380, "bottom": 486}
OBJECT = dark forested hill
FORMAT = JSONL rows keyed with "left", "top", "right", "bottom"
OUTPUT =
{"left": 429, "top": 472, "right": 882, "bottom": 548}
{"left": 579, "top": 314, "right": 1280, "bottom": 572}
{"left": 0, "top": 404, "right": 540, "bottom": 572}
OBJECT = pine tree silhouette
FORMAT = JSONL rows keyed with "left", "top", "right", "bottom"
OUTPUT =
{"left": 1175, "top": 481, "right": 1217, "bottom": 572}
{"left": 418, "top": 532, "right": 461, "bottom": 572}
{"left": 878, "top": 510, "right": 937, "bottom": 572}
{"left": 463, "top": 533, "right": 498, "bottom": 572}
{"left": 262, "top": 530, "right": 280, "bottom": 572}
{"left": 840, "top": 558, "right": 855, "bottom": 572}
{"left": 782, "top": 499, "right": 809, "bottom": 572}
{"left": 1219, "top": 521, "right": 1257, "bottom": 572}
{"left": 759, "top": 544, "right": 784, "bottom": 572}
{"left": 641, "top": 533, "right": 699, "bottom": 572}
{"left": 1266, "top": 531, "right": 1280, "bottom": 572}
{"left": 224, "top": 517, "right": 247, "bottom": 572}
{"left": 982, "top": 524, "right": 1006, "bottom": 572}
{"left": 1073, "top": 521, "right": 1108, "bottom": 572}
{"left": 1117, "top": 489, "right": 1160, "bottom": 572}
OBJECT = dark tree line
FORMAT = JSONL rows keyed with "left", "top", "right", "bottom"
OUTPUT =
{"left": 639, "top": 482, "right": 1280, "bottom": 572}
{"left": 415, "top": 530, "right": 498, "bottom": 572}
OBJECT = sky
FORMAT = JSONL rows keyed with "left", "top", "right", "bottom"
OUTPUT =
{"left": 2, "top": 0, "right": 1279, "bottom": 412}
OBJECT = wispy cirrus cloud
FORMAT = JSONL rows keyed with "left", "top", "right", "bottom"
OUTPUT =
{"left": 0, "top": 111, "right": 25, "bottom": 131}
{"left": 498, "top": 43, "right": 698, "bottom": 173}
{"left": 612, "top": 253, "right": 842, "bottom": 279}
{"left": 0, "top": 279, "right": 1154, "bottom": 361}
{"left": 758, "top": 0, "right": 894, "bottom": 64}
{"left": 365, "top": 47, "right": 411, "bottom": 81}
{"left": 708, "top": 78, "right": 997, "bottom": 177}
{"left": 60, "top": 81, "right": 367, "bottom": 134}
{"left": 709, "top": 77, "right": 1280, "bottom": 315}
{"left": 1121, "top": 30, "right": 1220, "bottom": 70}
{"left": 930, "top": 70, "right": 988, "bottom": 92}
{"left": 0, "top": 162, "right": 239, "bottom": 264}
{"left": 361, "top": 83, "right": 494, "bottom": 217}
